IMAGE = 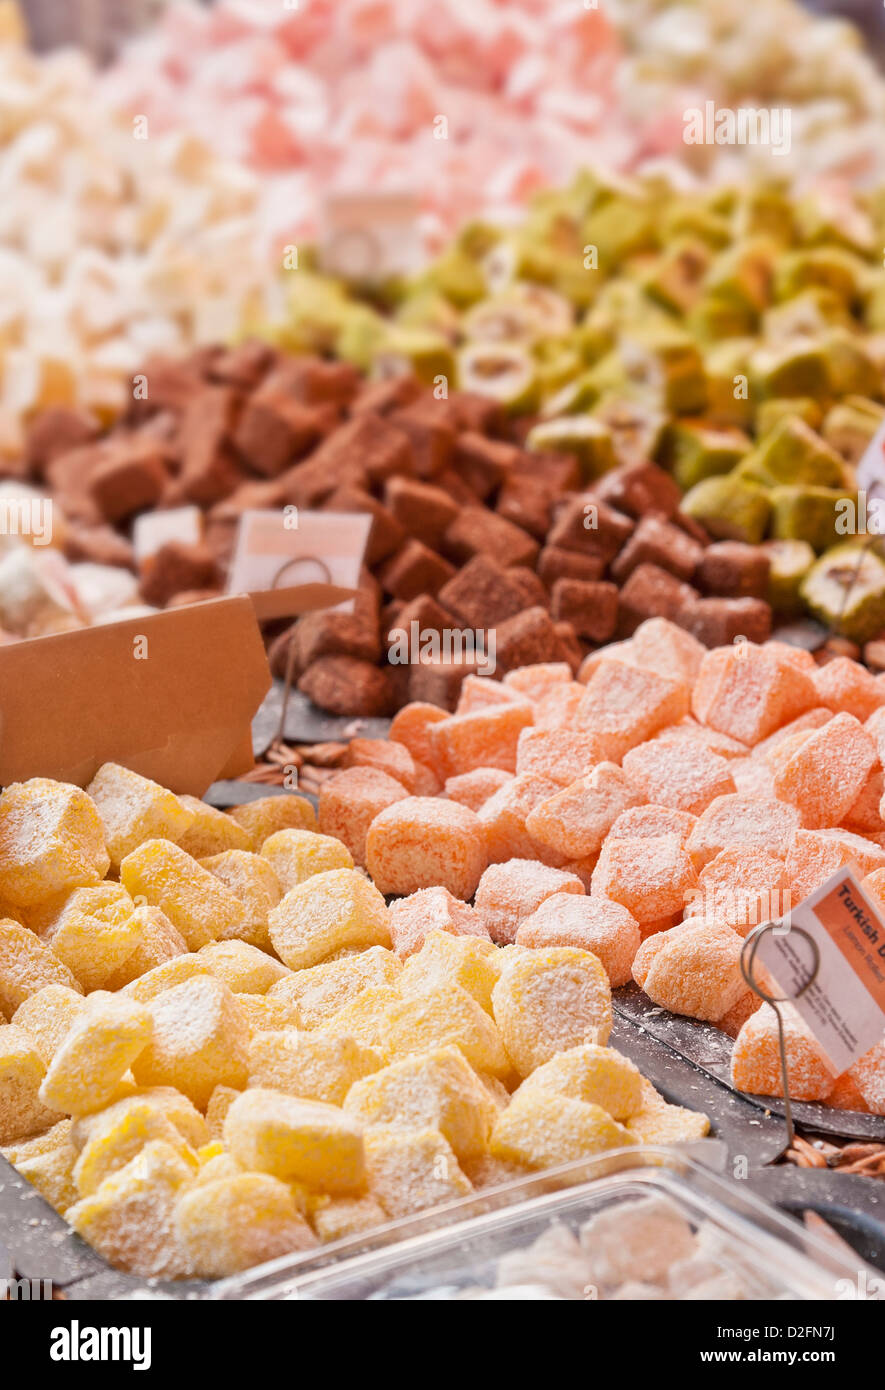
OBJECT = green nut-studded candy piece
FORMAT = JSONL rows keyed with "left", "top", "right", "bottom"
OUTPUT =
{"left": 681, "top": 474, "right": 771, "bottom": 545}
{"left": 801, "top": 545, "right": 885, "bottom": 643}
{"left": 762, "top": 539, "right": 816, "bottom": 615}
{"left": 769, "top": 485, "right": 857, "bottom": 553}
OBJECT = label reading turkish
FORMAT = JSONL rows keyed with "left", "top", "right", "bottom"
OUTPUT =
{"left": 755, "top": 868, "right": 885, "bottom": 1074}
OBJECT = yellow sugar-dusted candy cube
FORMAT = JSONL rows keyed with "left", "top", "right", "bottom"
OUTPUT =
{"left": 71, "top": 1087, "right": 209, "bottom": 1152}
{"left": 490, "top": 1089, "right": 635, "bottom": 1169}
{"left": 73, "top": 1098, "right": 199, "bottom": 1197}
{"left": 228, "top": 794, "right": 318, "bottom": 849}
{"left": 102, "top": 906, "right": 188, "bottom": 989}
{"left": 122, "top": 953, "right": 210, "bottom": 1004}
{"left": 461, "top": 1152, "right": 532, "bottom": 1189}
{"left": 40, "top": 995, "right": 153, "bottom": 1115}
{"left": 1, "top": 1117, "right": 72, "bottom": 1163}
{"left": 383, "top": 984, "right": 511, "bottom": 1078}
{"left": 192, "top": 1151, "right": 243, "bottom": 1186}
{"left": 205, "top": 1084, "right": 243, "bottom": 1140}
{"left": 0, "top": 779, "right": 109, "bottom": 908}
{"left": 344, "top": 1045, "right": 496, "bottom": 1159}
{"left": 268, "top": 946, "right": 401, "bottom": 1030}
{"left": 235, "top": 992, "right": 300, "bottom": 1036}
{"left": 311, "top": 1194, "right": 388, "bottom": 1243}
{"left": 260, "top": 828, "right": 353, "bottom": 894}
{"left": 399, "top": 930, "right": 500, "bottom": 1015}
{"left": 625, "top": 1077, "right": 711, "bottom": 1143}
{"left": 12, "top": 985, "right": 87, "bottom": 1064}
{"left": 199, "top": 850, "right": 282, "bottom": 950}
{"left": 248, "top": 1030, "right": 381, "bottom": 1106}
{"left": 492, "top": 948, "right": 613, "bottom": 1078}
{"left": 173, "top": 797, "right": 250, "bottom": 859}
{"left": 121, "top": 839, "right": 245, "bottom": 950}
{"left": 322, "top": 986, "right": 403, "bottom": 1051}
{"left": 66, "top": 1140, "right": 195, "bottom": 1277}
{"left": 224, "top": 1088, "right": 366, "bottom": 1191}
{"left": 175, "top": 1171, "right": 317, "bottom": 1276}
{"left": 41, "top": 884, "right": 140, "bottom": 991}
{"left": 0, "top": 1023, "right": 62, "bottom": 1142}
{"left": 268, "top": 868, "right": 391, "bottom": 971}
{"left": 132, "top": 976, "right": 249, "bottom": 1109}
{"left": 519, "top": 1044, "right": 643, "bottom": 1120}
{"left": 13, "top": 1139, "right": 78, "bottom": 1213}
{"left": 0, "top": 920, "right": 82, "bottom": 1015}
{"left": 197, "top": 940, "right": 289, "bottom": 995}
{"left": 86, "top": 762, "right": 195, "bottom": 871}
{"left": 364, "top": 1127, "right": 472, "bottom": 1218}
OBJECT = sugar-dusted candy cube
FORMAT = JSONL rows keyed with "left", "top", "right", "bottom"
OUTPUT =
{"left": 516, "top": 894, "right": 640, "bottom": 988}
{"left": 268, "top": 946, "right": 402, "bottom": 1030}
{"left": 175, "top": 1172, "right": 317, "bottom": 1276}
{"left": 687, "top": 794, "right": 800, "bottom": 870}
{"left": 573, "top": 660, "right": 690, "bottom": 761}
{"left": 787, "top": 829, "right": 885, "bottom": 902}
{"left": 72, "top": 1087, "right": 208, "bottom": 1153}
{"left": 0, "top": 919, "right": 81, "bottom": 1014}
{"left": 844, "top": 767, "right": 884, "bottom": 833}
{"left": 344, "top": 1045, "right": 496, "bottom": 1159}
{"left": 86, "top": 763, "right": 194, "bottom": 871}
{"left": 478, "top": 772, "right": 567, "bottom": 864}
{"left": 625, "top": 1076, "right": 711, "bottom": 1143}
{"left": 388, "top": 885, "right": 489, "bottom": 958}
{"left": 269, "top": 868, "right": 390, "bottom": 971}
{"left": 515, "top": 728, "right": 599, "bottom": 787}
{"left": 0, "top": 1024, "right": 61, "bottom": 1142}
{"left": 67, "top": 1140, "right": 195, "bottom": 1277}
{"left": 121, "top": 839, "right": 245, "bottom": 950}
{"left": 692, "top": 644, "right": 818, "bottom": 747}
{"left": 754, "top": 707, "right": 833, "bottom": 759}
{"left": 621, "top": 739, "right": 735, "bottom": 817}
{"left": 696, "top": 848, "right": 790, "bottom": 935}
{"left": 342, "top": 737, "right": 419, "bottom": 791}
{"left": 382, "top": 984, "right": 510, "bottom": 1077}
{"left": 318, "top": 768, "right": 409, "bottom": 868}
{"left": 364, "top": 1126, "right": 472, "bottom": 1217}
{"left": 260, "top": 828, "right": 353, "bottom": 893}
{"left": 102, "top": 906, "right": 188, "bottom": 989}
{"left": 122, "top": 954, "right": 211, "bottom": 1003}
{"left": 388, "top": 702, "right": 449, "bottom": 767}
{"left": 526, "top": 764, "right": 643, "bottom": 861}
{"left": 518, "top": 1043, "right": 643, "bottom": 1120}
{"left": 235, "top": 993, "right": 298, "bottom": 1036}
{"left": 533, "top": 681, "right": 587, "bottom": 731}
{"left": 197, "top": 940, "right": 289, "bottom": 995}
{"left": 444, "top": 767, "right": 512, "bottom": 812}
{"left": 493, "top": 949, "right": 612, "bottom": 1078}
{"left": 592, "top": 834, "right": 697, "bottom": 924}
{"left": 41, "top": 884, "right": 140, "bottom": 991}
{"left": 206, "top": 1085, "right": 242, "bottom": 1140}
{"left": 399, "top": 930, "right": 500, "bottom": 1014}
{"left": 132, "top": 975, "right": 249, "bottom": 1108}
{"left": 813, "top": 657, "right": 885, "bottom": 722}
{"left": 838, "top": 1042, "right": 885, "bottom": 1116}
{"left": 731, "top": 1002, "right": 837, "bottom": 1101}
{"left": 579, "top": 1192, "right": 696, "bottom": 1286}
{"left": 12, "top": 985, "right": 87, "bottom": 1064}
{"left": 72, "top": 1098, "right": 198, "bottom": 1197}
{"left": 199, "top": 849, "right": 282, "bottom": 950}
{"left": 248, "top": 1030, "right": 381, "bottom": 1106}
{"left": 224, "top": 1088, "right": 365, "bottom": 1191}
{"left": 311, "top": 1195, "right": 388, "bottom": 1243}
{"left": 490, "top": 1089, "right": 633, "bottom": 1169}
{"left": 366, "top": 798, "right": 487, "bottom": 900}
{"left": 10, "top": 1136, "right": 78, "bottom": 1213}
{"left": 1, "top": 1117, "right": 72, "bottom": 1166}
{"left": 40, "top": 995, "right": 152, "bottom": 1115}
{"left": 503, "top": 663, "right": 573, "bottom": 702}
{"left": 173, "top": 796, "right": 251, "bottom": 858}
{"left": 773, "top": 712, "right": 877, "bottom": 828}
{"left": 0, "top": 779, "right": 109, "bottom": 907}
{"left": 474, "top": 860, "right": 585, "bottom": 946}
{"left": 607, "top": 805, "right": 697, "bottom": 844}
{"left": 228, "top": 794, "right": 318, "bottom": 848}
{"left": 456, "top": 677, "right": 528, "bottom": 716}
{"left": 629, "top": 619, "right": 707, "bottom": 684}
{"left": 428, "top": 703, "right": 535, "bottom": 777}
{"left": 632, "top": 920, "right": 745, "bottom": 1023}
{"left": 324, "top": 986, "right": 403, "bottom": 1051}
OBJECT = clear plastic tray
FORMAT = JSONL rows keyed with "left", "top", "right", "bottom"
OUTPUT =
{"left": 212, "top": 1144, "right": 875, "bottom": 1301}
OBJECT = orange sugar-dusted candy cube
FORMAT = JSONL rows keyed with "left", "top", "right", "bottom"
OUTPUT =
{"left": 67, "top": 1140, "right": 195, "bottom": 1278}
{"left": 364, "top": 1126, "right": 472, "bottom": 1217}
{"left": 578, "top": 641, "right": 634, "bottom": 684}
{"left": 572, "top": 659, "right": 690, "bottom": 762}
{"left": 40, "top": 994, "right": 153, "bottom": 1114}
{"left": 40, "top": 885, "right": 140, "bottom": 992}
{"left": 427, "top": 702, "right": 535, "bottom": 777}
{"left": 318, "top": 767, "right": 409, "bottom": 868}
{"left": 607, "top": 804, "right": 697, "bottom": 845}
{"left": 12, "top": 985, "right": 87, "bottom": 1064}
{"left": 653, "top": 721, "right": 750, "bottom": 760}
{"left": 844, "top": 767, "right": 884, "bottom": 833}
{"left": 503, "top": 662, "right": 573, "bottom": 702}
{"left": 197, "top": 940, "right": 289, "bottom": 995}
{"left": 381, "top": 983, "right": 511, "bottom": 1077}
{"left": 366, "top": 797, "right": 488, "bottom": 900}
{"left": 861, "top": 866, "right": 885, "bottom": 911}
{"left": 456, "top": 676, "right": 529, "bottom": 715}
{"left": 344, "top": 1045, "right": 496, "bottom": 1160}
{"left": 224, "top": 1088, "right": 366, "bottom": 1191}
{"left": 532, "top": 681, "right": 586, "bottom": 731}
{"left": 490, "top": 1089, "right": 633, "bottom": 1170}
{"left": 813, "top": 657, "right": 885, "bottom": 723}
{"left": 786, "top": 829, "right": 885, "bottom": 902}
{"left": 227, "top": 794, "right": 318, "bottom": 849}
{"left": 0, "top": 919, "right": 82, "bottom": 1015}
{"left": 0, "top": 779, "right": 109, "bottom": 908}
{"left": 268, "top": 867, "right": 390, "bottom": 971}
{"left": 837, "top": 1041, "right": 885, "bottom": 1116}
{"left": 731, "top": 1002, "right": 837, "bottom": 1101}
{"left": 0, "top": 1024, "right": 61, "bottom": 1143}
{"left": 687, "top": 794, "right": 800, "bottom": 870}
{"left": 121, "top": 839, "right": 246, "bottom": 950}
{"left": 444, "top": 767, "right": 512, "bottom": 812}
{"left": 132, "top": 975, "right": 249, "bottom": 1108}
{"left": 730, "top": 757, "right": 776, "bottom": 800}
{"left": 122, "top": 954, "right": 211, "bottom": 1004}
{"left": 8, "top": 1135, "right": 78, "bottom": 1214}
{"left": 388, "top": 885, "right": 489, "bottom": 958}
{"left": 692, "top": 645, "right": 818, "bottom": 747}
{"left": 717, "top": 990, "right": 762, "bottom": 1039}
{"left": 519, "top": 1043, "right": 644, "bottom": 1120}
{"left": 267, "top": 946, "right": 401, "bottom": 1030}
{"left": 632, "top": 919, "right": 745, "bottom": 1023}
{"left": 200, "top": 849, "right": 282, "bottom": 950}
{"left": 630, "top": 618, "right": 707, "bottom": 684}
{"left": 515, "top": 727, "right": 599, "bottom": 786}
{"left": 515, "top": 893, "right": 641, "bottom": 988}
{"left": 86, "top": 763, "right": 194, "bottom": 872}
{"left": 478, "top": 772, "right": 567, "bottom": 864}
{"left": 592, "top": 834, "right": 698, "bottom": 924}
{"left": 260, "top": 828, "right": 353, "bottom": 892}
{"left": 102, "top": 906, "right": 188, "bottom": 989}
{"left": 474, "top": 859, "right": 585, "bottom": 945}
{"left": 342, "top": 737, "right": 419, "bottom": 791}
{"left": 866, "top": 704, "right": 885, "bottom": 762}
{"left": 173, "top": 797, "right": 251, "bottom": 859}
{"left": 526, "top": 763, "right": 643, "bottom": 861}
{"left": 773, "top": 712, "right": 877, "bottom": 828}
{"left": 695, "top": 848, "right": 790, "bottom": 935}
{"left": 388, "top": 702, "right": 450, "bottom": 766}
{"left": 621, "top": 739, "right": 735, "bottom": 817}
{"left": 399, "top": 930, "right": 500, "bottom": 1014}
{"left": 492, "top": 948, "right": 612, "bottom": 1076}
{"left": 753, "top": 707, "right": 832, "bottom": 760}
{"left": 175, "top": 1172, "right": 317, "bottom": 1277}
{"left": 248, "top": 1029, "right": 381, "bottom": 1106}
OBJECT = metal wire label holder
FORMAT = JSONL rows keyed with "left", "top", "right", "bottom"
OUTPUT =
{"left": 269, "top": 554, "right": 334, "bottom": 748}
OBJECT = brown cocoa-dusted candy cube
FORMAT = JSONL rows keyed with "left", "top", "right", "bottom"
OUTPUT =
{"left": 351, "top": 374, "right": 422, "bottom": 416}
{"left": 443, "top": 506, "right": 539, "bottom": 569}
{"left": 378, "top": 539, "right": 456, "bottom": 601}
{"left": 437, "top": 555, "right": 526, "bottom": 629}
{"left": 617, "top": 563, "right": 698, "bottom": 635}
{"left": 506, "top": 567, "right": 549, "bottom": 611}
{"left": 204, "top": 478, "right": 286, "bottom": 564}
{"left": 298, "top": 655, "right": 396, "bottom": 716}
{"left": 233, "top": 388, "right": 331, "bottom": 477}
{"left": 408, "top": 654, "right": 481, "bottom": 711}
{"left": 138, "top": 539, "right": 220, "bottom": 608}
{"left": 525, "top": 450, "right": 581, "bottom": 493}
{"left": 546, "top": 494, "right": 634, "bottom": 564}
{"left": 592, "top": 461, "right": 682, "bottom": 520}
{"left": 324, "top": 485, "right": 405, "bottom": 566}
{"left": 384, "top": 477, "right": 460, "bottom": 548}
{"left": 494, "top": 606, "right": 565, "bottom": 673}
{"left": 496, "top": 475, "right": 553, "bottom": 539}
{"left": 128, "top": 354, "right": 206, "bottom": 419}
{"left": 696, "top": 541, "right": 770, "bottom": 599}
{"left": 262, "top": 356, "right": 361, "bottom": 409}
{"left": 537, "top": 545, "right": 605, "bottom": 588}
{"left": 294, "top": 607, "right": 381, "bottom": 667}
{"left": 610, "top": 512, "right": 705, "bottom": 585}
{"left": 386, "top": 593, "right": 456, "bottom": 645}
{"left": 390, "top": 402, "right": 456, "bottom": 479}
{"left": 24, "top": 406, "right": 99, "bottom": 476}
{"left": 174, "top": 385, "right": 245, "bottom": 505}
{"left": 451, "top": 432, "right": 519, "bottom": 498}
{"left": 553, "top": 621, "right": 585, "bottom": 675}
{"left": 209, "top": 340, "right": 276, "bottom": 389}
{"left": 315, "top": 413, "right": 412, "bottom": 487}
{"left": 677, "top": 596, "right": 772, "bottom": 647}
{"left": 449, "top": 391, "right": 506, "bottom": 437}
{"left": 434, "top": 469, "right": 481, "bottom": 507}
{"left": 88, "top": 440, "right": 168, "bottom": 522}
{"left": 674, "top": 510, "right": 711, "bottom": 546}
{"left": 551, "top": 579, "right": 619, "bottom": 643}
{"left": 63, "top": 524, "right": 135, "bottom": 571}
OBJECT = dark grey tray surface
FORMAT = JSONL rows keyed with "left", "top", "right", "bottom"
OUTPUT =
{"left": 251, "top": 683, "right": 391, "bottom": 758}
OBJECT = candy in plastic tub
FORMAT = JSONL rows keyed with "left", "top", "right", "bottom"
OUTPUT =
{"left": 492, "top": 948, "right": 612, "bottom": 1077}
{"left": 175, "top": 1172, "right": 317, "bottom": 1277}
{"left": 268, "top": 867, "right": 391, "bottom": 970}
{"left": 224, "top": 1088, "right": 366, "bottom": 1191}
{"left": 366, "top": 798, "right": 488, "bottom": 899}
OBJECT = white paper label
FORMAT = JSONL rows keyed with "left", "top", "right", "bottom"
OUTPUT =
{"left": 319, "top": 191, "right": 423, "bottom": 282}
{"left": 132, "top": 506, "right": 202, "bottom": 564}
{"left": 227, "top": 509, "right": 371, "bottom": 613}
